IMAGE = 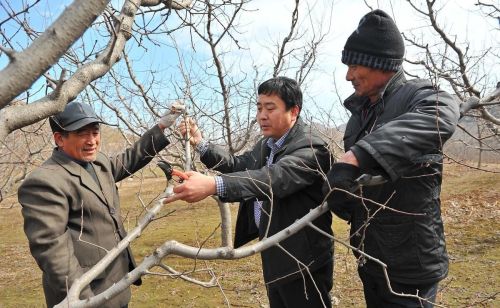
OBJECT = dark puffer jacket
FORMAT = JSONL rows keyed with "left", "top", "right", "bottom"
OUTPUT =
{"left": 340, "top": 70, "right": 459, "bottom": 284}
{"left": 200, "top": 119, "right": 333, "bottom": 286}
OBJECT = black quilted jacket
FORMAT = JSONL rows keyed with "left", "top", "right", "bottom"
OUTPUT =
{"left": 341, "top": 70, "right": 459, "bottom": 284}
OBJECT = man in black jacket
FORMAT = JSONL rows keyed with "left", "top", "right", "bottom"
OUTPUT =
{"left": 323, "top": 9, "right": 460, "bottom": 308}
{"left": 170, "top": 77, "right": 333, "bottom": 307}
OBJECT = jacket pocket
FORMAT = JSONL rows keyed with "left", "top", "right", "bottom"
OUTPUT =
{"left": 370, "top": 221, "right": 422, "bottom": 272}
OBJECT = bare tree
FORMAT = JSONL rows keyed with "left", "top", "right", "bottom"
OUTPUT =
{"left": 0, "top": 0, "right": 192, "bottom": 140}
{"left": 0, "top": 0, "right": 193, "bottom": 200}
{"left": 403, "top": 0, "right": 500, "bottom": 167}
{"left": 0, "top": 0, "right": 111, "bottom": 108}
{"left": 1, "top": 0, "right": 499, "bottom": 307}
{"left": 0, "top": 0, "right": 340, "bottom": 306}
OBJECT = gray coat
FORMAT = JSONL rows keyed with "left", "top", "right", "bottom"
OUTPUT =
{"left": 18, "top": 125, "right": 169, "bottom": 307}
{"left": 200, "top": 119, "right": 333, "bottom": 286}
{"left": 340, "top": 70, "right": 460, "bottom": 284}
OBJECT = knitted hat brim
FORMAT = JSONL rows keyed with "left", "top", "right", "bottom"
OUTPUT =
{"left": 342, "top": 50, "right": 403, "bottom": 72}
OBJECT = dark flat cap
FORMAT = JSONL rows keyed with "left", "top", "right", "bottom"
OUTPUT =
{"left": 49, "top": 101, "right": 104, "bottom": 132}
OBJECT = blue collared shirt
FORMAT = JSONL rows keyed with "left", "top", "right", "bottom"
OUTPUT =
{"left": 253, "top": 132, "right": 289, "bottom": 226}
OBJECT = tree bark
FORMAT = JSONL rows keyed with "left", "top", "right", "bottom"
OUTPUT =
{"left": 0, "top": 0, "right": 111, "bottom": 108}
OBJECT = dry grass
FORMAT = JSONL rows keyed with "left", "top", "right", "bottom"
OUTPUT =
{"left": 0, "top": 163, "right": 498, "bottom": 307}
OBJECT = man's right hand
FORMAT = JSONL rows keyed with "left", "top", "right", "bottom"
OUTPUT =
{"left": 163, "top": 171, "right": 216, "bottom": 203}
{"left": 178, "top": 118, "right": 203, "bottom": 147}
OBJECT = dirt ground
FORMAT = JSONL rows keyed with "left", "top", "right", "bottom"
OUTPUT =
{"left": 0, "top": 163, "right": 498, "bottom": 307}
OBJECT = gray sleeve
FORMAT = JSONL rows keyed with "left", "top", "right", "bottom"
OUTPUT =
{"left": 110, "top": 125, "right": 170, "bottom": 182}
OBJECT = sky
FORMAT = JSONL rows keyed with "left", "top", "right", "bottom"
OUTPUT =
{"left": 0, "top": 0, "right": 498, "bottom": 125}
{"left": 130, "top": 0, "right": 499, "bottom": 123}
{"left": 235, "top": 0, "right": 499, "bottom": 111}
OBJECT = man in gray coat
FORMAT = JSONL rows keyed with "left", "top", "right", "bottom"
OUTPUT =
{"left": 18, "top": 101, "right": 181, "bottom": 307}
{"left": 323, "top": 9, "right": 459, "bottom": 308}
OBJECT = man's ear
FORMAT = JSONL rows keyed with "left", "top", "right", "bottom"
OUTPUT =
{"left": 291, "top": 105, "right": 300, "bottom": 119}
{"left": 53, "top": 132, "right": 63, "bottom": 147}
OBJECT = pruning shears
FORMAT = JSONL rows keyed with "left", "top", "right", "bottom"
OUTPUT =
{"left": 354, "top": 174, "right": 387, "bottom": 188}
{"left": 157, "top": 160, "right": 189, "bottom": 183}
{"left": 157, "top": 160, "right": 189, "bottom": 198}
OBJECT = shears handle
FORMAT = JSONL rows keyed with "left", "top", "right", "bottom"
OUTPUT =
{"left": 157, "top": 161, "right": 189, "bottom": 182}
{"left": 171, "top": 169, "right": 189, "bottom": 181}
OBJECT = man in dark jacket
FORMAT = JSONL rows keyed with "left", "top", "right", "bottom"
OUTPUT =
{"left": 18, "top": 101, "right": 182, "bottom": 307}
{"left": 323, "top": 10, "right": 460, "bottom": 308}
{"left": 171, "top": 77, "right": 333, "bottom": 307}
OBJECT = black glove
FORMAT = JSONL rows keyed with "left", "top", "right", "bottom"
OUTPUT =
{"left": 322, "top": 163, "right": 361, "bottom": 221}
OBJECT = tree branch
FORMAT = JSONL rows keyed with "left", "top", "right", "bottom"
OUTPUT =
{"left": 0, "top": 0, "right": 111, "bottom": 108}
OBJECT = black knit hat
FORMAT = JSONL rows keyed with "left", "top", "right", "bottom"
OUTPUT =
{"left": 342, "top": 9, "right": 404, "bottom": 72}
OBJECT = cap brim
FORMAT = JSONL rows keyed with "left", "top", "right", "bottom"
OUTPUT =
{"left": 63, "top": 117, "right": 106, "bottom": 131}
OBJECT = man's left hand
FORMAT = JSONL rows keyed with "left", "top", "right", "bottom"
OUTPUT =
{"left": 322, "top": 162, "right": 361, "bottom": 220}
{"left": 158, "top": 101, "right": 185, "bottom": 129}
{"left": 322, "top": 163, "right": 361, "bottom": 199}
